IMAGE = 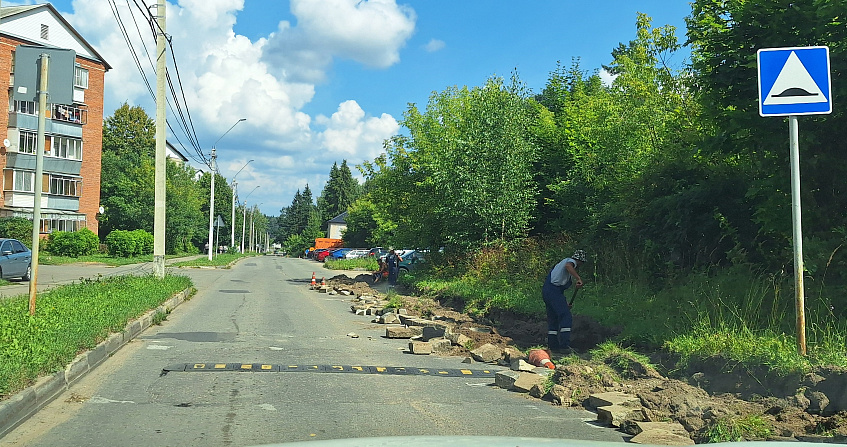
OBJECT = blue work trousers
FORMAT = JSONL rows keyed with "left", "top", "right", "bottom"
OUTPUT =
{"left": 542, "top": 273, "right": 572, "bottom": 349}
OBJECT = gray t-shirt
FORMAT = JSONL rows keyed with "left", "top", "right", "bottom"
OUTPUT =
{"left": 549, "top": 258, "right": 575, "bottom": 287}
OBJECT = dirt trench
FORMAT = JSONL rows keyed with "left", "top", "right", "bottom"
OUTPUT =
{"left": 325, "top": 274, "right": 847, "bottom": 443}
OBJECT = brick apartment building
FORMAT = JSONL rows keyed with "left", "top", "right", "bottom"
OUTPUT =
{"left": 0, "top": 4, "right": 109, "bottom": 235}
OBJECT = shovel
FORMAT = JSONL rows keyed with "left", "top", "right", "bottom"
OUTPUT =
{"left": 568, "top": 287, "right": 579, "bottom": 307}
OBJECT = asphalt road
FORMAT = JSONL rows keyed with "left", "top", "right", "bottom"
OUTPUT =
{"left": 2, "top": 256, "right": 626, "bottom": 446}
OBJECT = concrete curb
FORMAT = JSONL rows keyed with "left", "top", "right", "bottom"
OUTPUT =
{"left": 0, "top": 287, "right": 194, "bottom": 439}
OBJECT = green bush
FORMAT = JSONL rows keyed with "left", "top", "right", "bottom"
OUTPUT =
{"left": 105, "top": 229, "right": 154, "bottom": 257}
{"left": 0, "top": 217, "right": 33, "bottom": 247}
{"left": 46, "top": 228, "right": 99, "bottom": 257}
{"left": 106, "top": 230, "right": 137, "bottom": 257}
{"left": 132, "top": 229, "right": 154, "bottom": 255}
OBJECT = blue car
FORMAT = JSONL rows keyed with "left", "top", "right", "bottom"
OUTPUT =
{"left": 329, "top": 248, "right": 352, "bottom": 260}
{"left": 0, "top": 238, "right": 32, "bottom": 281}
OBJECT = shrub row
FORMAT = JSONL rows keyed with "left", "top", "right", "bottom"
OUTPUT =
{"left": 105, "top": 229, "right": 154, "bottom": 257}
{"left": 47, "top": 228, "right": 100, "bottom": 257}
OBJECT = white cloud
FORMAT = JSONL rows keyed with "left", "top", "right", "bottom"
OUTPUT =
{"left": 262, "top": 0, "right": 416, "bottom": 82}
{"left": 316, "top": 100, "right": 399, "bottom": 160}
{"left": 424, "top": 38, "right": 445, "bottom": 53}
{"left": 56, "top": 0, "right": 412, "bottom": 215}
{"left": 599, "top": 68, "right": 618, "bottom": 87}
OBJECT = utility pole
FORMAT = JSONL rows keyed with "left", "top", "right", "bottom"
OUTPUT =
{"left": 28, "top": 53, "right": 48, "bottom": 315}
{"left": 153, "top": 0, "right": 167, "bottom": 278}
{"left": 206, "top": 147, "right": 216, "bottom": 261}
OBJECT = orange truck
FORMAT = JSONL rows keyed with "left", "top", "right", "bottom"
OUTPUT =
{"left": 314, "top": 238, "right": 343, "bottom": 250}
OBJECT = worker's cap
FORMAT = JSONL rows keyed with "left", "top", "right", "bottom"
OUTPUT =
{"left": 572, "top": 250, "right": 587, "bottom": 262}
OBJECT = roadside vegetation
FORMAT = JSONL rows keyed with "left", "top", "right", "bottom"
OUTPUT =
{"left": 169, "top": 252, "right": 257, "bottom": 268}
{"left": 0, "top": 274, "right": 193, "bottom": 398}
{"left": 323, "top": 257, "right": 378, "bottom": 271}
{"left": 290, "top": 2, "right": 843, "bottom": 377}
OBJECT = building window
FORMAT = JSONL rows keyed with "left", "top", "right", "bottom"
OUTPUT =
{"left": 41, "top": 24, "right": 49, "bottom": 40}
{"left": 12, "top": 100, "right": 36, "bottom": 115}
{"left": 41, "top": 217, "right": 84, "bottom": 233}
{"left": 48, "top": 175, "right": 82, "bottom": 197}
{"left": 52, "top": 104, "right": 87, "bottom": 125}
{"left": 74, "top": 66, "right": 89, "bottom": 89}
{"left": 52, "top": 136, "right": 83, "bottom": 160}
{"left": 18, "top": 132, "right": 38, "bottom": 154}
{"left": 4, "top": 170, "right": 34, "bottom": 192}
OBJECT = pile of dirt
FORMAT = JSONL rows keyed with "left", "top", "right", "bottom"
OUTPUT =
{"left": 325, "top": 272, "right": 847, "bottom": 443}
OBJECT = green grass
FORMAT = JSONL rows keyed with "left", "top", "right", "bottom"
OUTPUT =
{"left": 324, "top": 257, "right": 378, "bottom": 271}
{"left": 169, "top": 253, "right": 256, "bottom": 268}
{"left": 39, "top": 253, "right": 194, "bottom": 266}
{"left": 0, "top": 274, "right": 193, "bottom": 398}
{"left": 407, "top": 257, "right": 847, "bottom": 375}
{"left": 702, "top": 414, "right": 773, "bottom": 443}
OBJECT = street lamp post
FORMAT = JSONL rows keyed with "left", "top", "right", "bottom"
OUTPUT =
{"left": 207, "top": 118, "right": 245, "bottom": 260}
{"left": 240, "top": 186, "right": 259, "bottom": 253}
{"left": 250, "top": 203, "right": 263, "bottom": 253}
{"left": 230, "top": 159, "right": 253, "bottom": 250}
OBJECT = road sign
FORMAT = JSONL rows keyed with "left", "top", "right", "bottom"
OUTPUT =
{"left": 758, "top": 46, "right": 831, "bottom": 117}
{"left": 13, "top": 45, "right": 76, "bottom": 105}
{"left": 215, "top": 215, "right": 225, "bottom": 228}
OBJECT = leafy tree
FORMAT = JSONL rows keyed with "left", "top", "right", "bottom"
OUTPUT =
{"left": 0, "top": 217, "right": 35, "bottom": 247}
{"left": 341, "top": 197, "right": 394, "bottom": 247}
{"left": 365, "top": 75, "right": 539, "bottom": 250}
{"left": 687, "top": 0, "right": 847, "bottom": 270}
{"left": 100, "top": 105, "right": 214, "bottom": 253}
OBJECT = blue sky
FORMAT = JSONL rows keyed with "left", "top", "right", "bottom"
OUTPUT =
{"left": 30, "top": 1, "right": 693, "bottom": 216}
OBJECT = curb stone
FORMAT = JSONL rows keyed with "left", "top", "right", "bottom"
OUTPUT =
{"left": 0, "top": 287, "right": 193, "bottom": 439}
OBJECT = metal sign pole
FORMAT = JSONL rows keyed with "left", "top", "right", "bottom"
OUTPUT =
{"left": 788, "top": 115, "right": 806, "bottom": 355}
{"left": 28, "top": 53, "right": 49, "bottom": 315}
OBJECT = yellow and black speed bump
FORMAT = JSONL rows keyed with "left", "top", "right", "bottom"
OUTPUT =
{"left": 162, "top": 363, "right": 496, "bottom": 378}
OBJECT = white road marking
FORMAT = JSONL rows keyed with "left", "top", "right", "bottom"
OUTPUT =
{"left": 89, "top": 397, "right": 136, "bottom": 404}
{"left": 258, "top": 404, "right": 277, "bottom": 411}
{"left": 146, "top": 345, "right": 173, "bottom": 350}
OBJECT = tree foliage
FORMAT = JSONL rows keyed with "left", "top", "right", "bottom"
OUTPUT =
{"left": 363, "top": 75, "right": 539, "bottom": 250}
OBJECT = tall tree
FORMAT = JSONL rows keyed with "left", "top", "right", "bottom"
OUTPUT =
{"left": 687, "top": 0, "right": 847, "bottom": 270}
{"left": 318, "top": 160, "right": 359, "bottom": 226}
{"left": 365, "top": 75, "right": 539, "bottom": 249}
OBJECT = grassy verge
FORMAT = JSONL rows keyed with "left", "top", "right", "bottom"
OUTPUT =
{"left": 407, "top": 255, "right": 847, "bottom": 374}
{"left": 169, "top": 253, "right": 256, "bottom": 268}
{"left": 0, "top": 274, "right": 193, "bottom": 398}
{"left": 39, "top": 253, "right": 195, "bottom": 266}
{"left": 324, "top": 257, "right": 378, "bottom": 271}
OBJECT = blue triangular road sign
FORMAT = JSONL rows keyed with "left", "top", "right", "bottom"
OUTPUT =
{"left": 758, "top": 46, "right": 831, "bottom": 116}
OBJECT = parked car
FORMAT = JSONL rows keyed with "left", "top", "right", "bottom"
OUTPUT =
{"left": 398, "top": 250, "right": 426, "bottom": 273}
{"left": 368, "top": 247, "right": 388, "bottom": 258}
{"left": 316, "top": 249, "right": 334, "bottom": 262}
{"left": 345, "top": 249, "right": 369, "bottom": 259}
{"left": 0, "top": 238, "right": 32, "bottom": 281}
{"left": 311, "top": 248, "right": 329, "bottom": 260}
{"left": 328, "top": 248, "right": 353, "bottom": 260}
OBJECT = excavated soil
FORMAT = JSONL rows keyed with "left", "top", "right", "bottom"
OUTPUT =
{"left": 324, "top": 273, "right": 847, "bottom": 443}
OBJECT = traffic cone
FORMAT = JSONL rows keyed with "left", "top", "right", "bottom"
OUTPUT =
{"left": 321, "top": 277, "right": 326, "bottom": 287}
{"left": 528, "top": 349, "right": 555, "bottom": 369}
{"left": 310, "top": 272, "right": 317, "bottom": 288}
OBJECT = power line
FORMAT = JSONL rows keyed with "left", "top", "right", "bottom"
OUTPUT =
{"left": 108, "top": 0, "right": 208, "bottom": 165}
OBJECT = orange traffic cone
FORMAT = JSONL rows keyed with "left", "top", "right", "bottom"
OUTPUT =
{"left": 528, "top": 349, "right": 555, "bottom": 369}
{"left": 321, "top": 277, "right": 326, "bottom": 287}
{"left": 310, "top": 272, "right": 317, "bottom": 288}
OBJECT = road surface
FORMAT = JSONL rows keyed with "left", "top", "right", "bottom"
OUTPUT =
{"left": 2, "top": 256, "right": 625, "bottom": 446}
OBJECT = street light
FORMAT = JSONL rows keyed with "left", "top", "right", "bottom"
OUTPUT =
{"left": 240, "top": 186, "right": 259, "bottom": 253}
{"left": 251, "top": 203, "right": 263, "bottom": 252}
{"left": 231, "top": 159, "right": 253, "bottom": 249}
{"left": 207, "top": 118, "right": 245, "bottom": 260}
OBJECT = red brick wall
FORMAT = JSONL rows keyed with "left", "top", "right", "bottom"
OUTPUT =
{"left": 78, "top": 58, "right": 105, "bottom": 235}
{"left": 0, "top": 34, "right": 107, "bottom": 235}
